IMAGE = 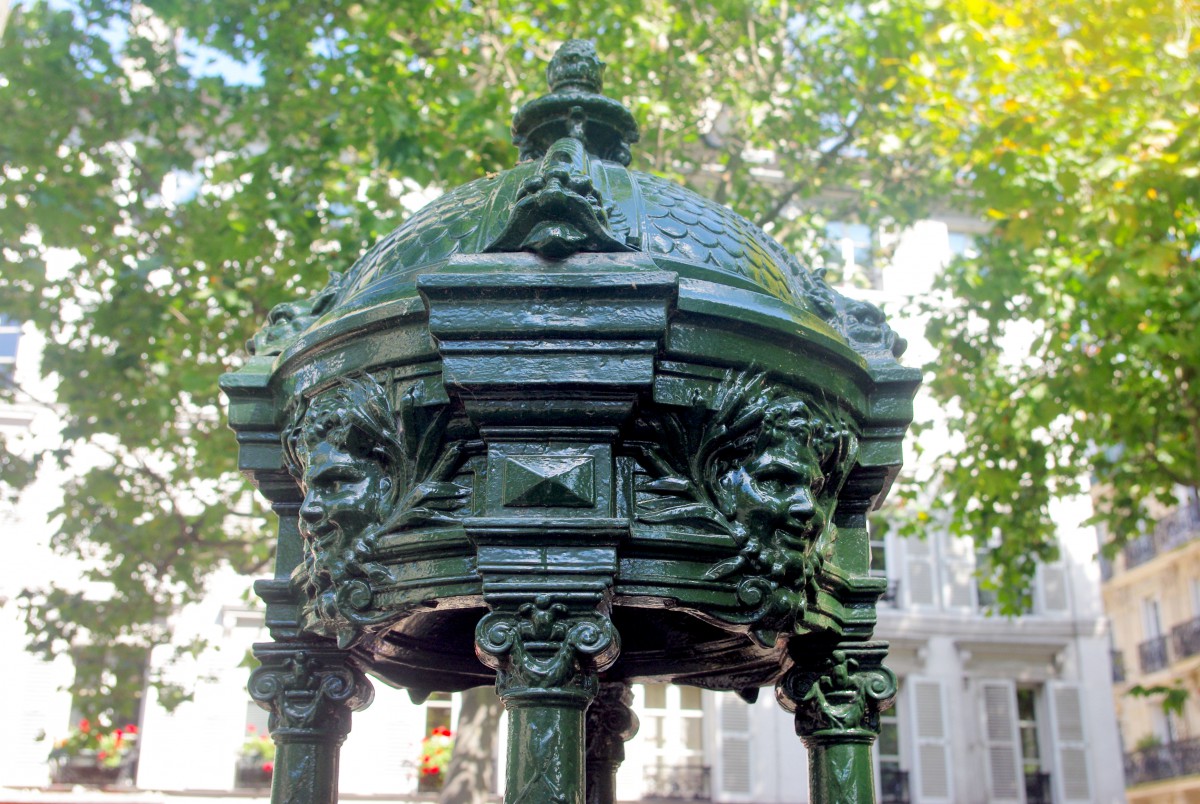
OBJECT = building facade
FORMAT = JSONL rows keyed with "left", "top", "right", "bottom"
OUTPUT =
{"left": 1103, "top": 488, "right": 1200, "bottom": 803}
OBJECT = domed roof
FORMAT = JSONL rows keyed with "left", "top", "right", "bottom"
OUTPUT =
{"left": 335, "top": 166, "right": 837, "bottom": 315}
{"left": 252, "top": 40, "right": 903, "bottom": 360}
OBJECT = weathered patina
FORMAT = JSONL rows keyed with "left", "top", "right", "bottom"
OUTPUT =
{"left": 222, "top": 38, "right": 919, "bottom": 804}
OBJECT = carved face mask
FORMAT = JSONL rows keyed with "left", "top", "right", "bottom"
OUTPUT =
{"left": 736, "top": 399, "right": 846, "bottom": 548}
{"left": 297, "top": 435, "right": 393, "bottom": 550}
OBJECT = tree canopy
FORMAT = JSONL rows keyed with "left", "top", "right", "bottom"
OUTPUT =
{"left": 1, "top": 0, "right": 1196, "bottom": 717}
{"left": 917, "top": 0, "right": 1200, "bottom": 610}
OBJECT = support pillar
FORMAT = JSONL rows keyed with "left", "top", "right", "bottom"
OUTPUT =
{"left": 249, "top": 642, "right": 374, "bottom": 804}
{"left": 776, "top": 642, "right": 896, "bottom": 804}
{"left": 585, "top": 682, "right": 639, "bottom": 804}
{"left": 475, "top": 597, "right": 620, "bottom": 804}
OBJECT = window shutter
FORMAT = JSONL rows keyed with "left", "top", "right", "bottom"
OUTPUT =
{"left": 979, "top": 680, "right": 1023, "bottom": 803}
{"left": 1039, "top": 564, "right": 1070, "bottom": 614}
{"left": 908, "top": 678, "right": 953, "bottom": 802}
{"left": 904, "top": 536, "right": 937, "bottom": 607}
{"left": 716, "top": 693, "right": 752, "bottom": 797}
{"left": 944, "top": 535, "right": 976, "bottom": 610}
{"left": 1048, "top": 682, "right": 1092, "bottom": 802}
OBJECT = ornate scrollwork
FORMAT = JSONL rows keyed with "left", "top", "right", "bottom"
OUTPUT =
{"left": 776, "top": 646, "right": 897, "bottom": 740}
{"left": 633, "top": 372, "right": 858, "bottom": 646}
{"left": 248, "top": 649, "right": 374, "bottom": 737}
{"left": 282, "top": 374, "right": 470, "bottom": 646}
{"left": 475, "top": 595, "right": 619, "bottom": 693}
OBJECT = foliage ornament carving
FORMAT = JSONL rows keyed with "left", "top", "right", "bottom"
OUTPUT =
{"left": 776, "top": 646, "right": 897, "bottom": 740}
{"left": 282, "top": 375, "right": 469, "bottom": 646}
{"left": 634, "top": 372, "right": 858, "bottom": 646}
{"left": 248, "top": 649, "right": 374, "bottom": 736}
{"left": 474, "top": 595, "right": 620, "bottom": 694}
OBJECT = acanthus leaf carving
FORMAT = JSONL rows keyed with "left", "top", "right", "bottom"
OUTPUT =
{"left": 632, "top": 371, "right": 858, "bottom": 646}
{"left": 777, "top": 646, "right": 897, "bottom": 740}
{"left": 283, "top": 374, "right": 471, "bottom": 646}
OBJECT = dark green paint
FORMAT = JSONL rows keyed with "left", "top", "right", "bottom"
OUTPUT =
{"left": 222, "top": 39, "right": 919, "bottom": 804}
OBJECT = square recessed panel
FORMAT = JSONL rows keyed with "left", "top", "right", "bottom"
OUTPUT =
{"left": 501, "top": 454, "right": 595, "bottom": 508}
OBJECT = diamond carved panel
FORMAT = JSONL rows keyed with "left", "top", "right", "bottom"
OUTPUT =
{"left": 501, "top": 455, "right": 596, "bottom": 508}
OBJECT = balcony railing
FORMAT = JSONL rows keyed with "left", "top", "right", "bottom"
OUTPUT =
{"left": 879, "top": 767, "right": 910, "bottom": 804}
{"left": 1125, "top": 737, "right": 1200, "bottom": 786}
{"left": 1111, "top": 649, "right": 1126, "bottom": 682}
{"left": 1122, "top": 505, "right": 1200, "bottom": 569}
{"left": 1139, "top": 635, "right": 1171, "bottom": 673}
{"left": 643, "top": 765, "right": 711, "bottom": 800}
{"left": 1024, "top": 771, "right": 1053, "bottom": 804}
{"left": 1172, "top": 617, "right": 1200, "bottom": 660}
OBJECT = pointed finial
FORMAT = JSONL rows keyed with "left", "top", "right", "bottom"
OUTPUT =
{"left": 511, "top": 40, "right": 639, "bottom": 166}
{"left": 546, "top": 39, "right": 605, "bottom": 95}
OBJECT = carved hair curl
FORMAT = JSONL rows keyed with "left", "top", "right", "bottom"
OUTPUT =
{"left": 282, "top": 374, "right": 405, "bottom": 481}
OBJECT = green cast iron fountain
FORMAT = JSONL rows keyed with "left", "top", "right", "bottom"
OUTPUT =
{"left": 222, "top": 39, "right": 919, "bottom": 804}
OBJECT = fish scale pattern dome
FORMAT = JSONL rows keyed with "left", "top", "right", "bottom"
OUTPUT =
{"left": 312, "top": 37, "right": 903, "bottom": 360}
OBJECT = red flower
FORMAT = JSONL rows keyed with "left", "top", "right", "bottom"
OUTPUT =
{"left": 247, "top": 725, "right": 256, "bottom": 733}
{"left": 262, "top": 762, "right": 274, "bottom": 774}
{"left": 432, "top": 726, "right": 452, "bottom": 737}
{"left": 79, "top": 719, "right": 91, "bottom": 733}
{"left": 126, "top": 724, "right": 138, "bottom": 734}
{"left": 98, "top": 751, "right": 108, "bottom": 760}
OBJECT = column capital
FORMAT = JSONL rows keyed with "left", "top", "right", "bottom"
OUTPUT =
{"left": 249, "top": 643, "right": 374, "bottom": 741}
{"left": 777, "top": 641, "right": 896, "bottom": 744}
{"left": 475, "top": 594, "right": 619, "bottom": 703}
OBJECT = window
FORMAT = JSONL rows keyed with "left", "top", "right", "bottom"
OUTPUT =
{"left": 982, "top": 681, "right": 1092, "bottom": 803}
{"left": 877, "top": 693, "right": 907, "bottom": 803}
{"left": 975, "top": 545, "right": 999, "bottom": 611}
{"left": 1143, "top": 597, "right": 1163, "bottom": 638}
{"left": 1016, "top": 688, "right": 1051, "bottom": 804}
{"left": 825, "top": 222, "right": 879, "bottom": 288}
{"left": 870, "top": 530, "right": 897, "bottom": 606}
{"left": 640, "top": 684, "right": 710, "bottom": 799}
{"left": 424, "top": 691, "right": 453, "bottom": 735}
{"left": 947, "top": 231, "right": 978, "bottom": 259}
{"left": 0, "top": 316, "right": 20, "bottom": 384}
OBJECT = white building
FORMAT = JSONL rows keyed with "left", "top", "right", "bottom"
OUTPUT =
{"left": 0, "top": 219, "right": 1127, "bottom": 803}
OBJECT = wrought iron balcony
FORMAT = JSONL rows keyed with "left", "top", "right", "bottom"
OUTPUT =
{"left": 1139, "top": 635, "right": 1171, "bottom": 673}
{"left": 1125, "top": 737, "right": 1200, "bottom": 786}
{"left": 1111, "top": 649, "right": 1126, "bottom": 682}
{"left": 1121, "top": 505, "right": 1200, "bottom": 570}
{"left": 643, "top": 764, "right": 711, "bottom": 800}
{"left": 879, "top": 767, "right": 910, "bottom": 804}
{"left": 1024, "top": 771, "right": 1052, "bottom": 804}
{"left": 1172, "top": 617, "right": 1200, "bottom": 660}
